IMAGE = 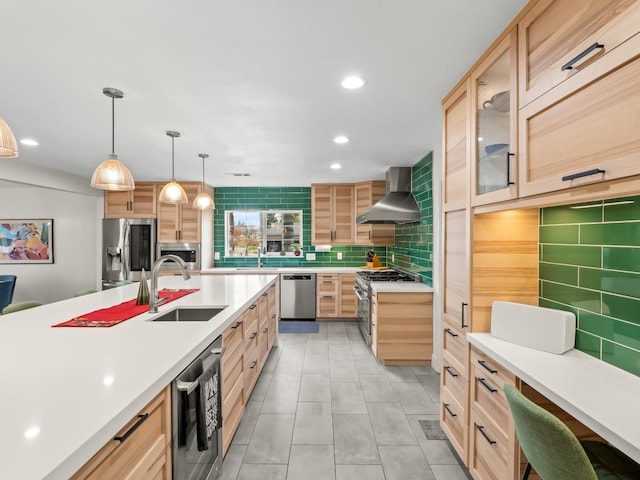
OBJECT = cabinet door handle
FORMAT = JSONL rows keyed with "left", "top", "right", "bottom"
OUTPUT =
{"left": 175, "top": 231, "right": 178, "bottom": 240}
{"left": 561, "top": 168, "right": 605, "bottom": 182}
{"left": 444, "top": 366, "right": 458, "bottom": 378}
{"left": 249, "top": 304, "right": 257, "bottom": 310}
{"left": 114, "top": 413, "right": 149, "bottom": 443}
{"left": 461, "top": 302, "right": 468, "bottom": 328}
{"left": 231, "top": 321, "right": 242, "bottom": 329}
{"left": 506, "top": 152, "right": 515, "bottom": 186}
{"left": 249, "top": 332, "right": 257, "bottom": 339}
{"left": 561, "top": 42, "right": 604, "bottom": 71}
{"left": 478, "top": 377, "right": 498, "bottom": 393}
{"left": 250, "top": 360, "right": 257, "bottom": 369}
{"left": 477, "top": 359, "right": 498, "bottom": 374}
{"left": 443, "top": 403, "right": 457, "bottom": 418}
{"left": 263, "top": 327, "right": 268, "bottom": 333}
{"left": 262, "top": 292, "right": 268, "bottom": 297}
{"left": 477, "top": 425, "right": 497, "bottom": 445}
{"left": 368, "top": 231, "right": 371, "bottom": 240}
{"left": 444, "top": 328, "right": 458, "bottom": 338}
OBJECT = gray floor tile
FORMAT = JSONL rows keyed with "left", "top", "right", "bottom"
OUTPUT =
{"left": 406, "top": 414, "right": 461, "bottom": 465}
{"left": 417, "top": 372, "right": 441, "bottom": 403}
{"left": 367, "top": 402, "right": 418, "bottom": 445}
{"left": 331, "top": 382, "right": 367, "bottom": 414}
{"left": 411, "top": 365, "right": 437, "bottom": 375}
{"left": 244, "top": 413, "right": 295, "bottom": 464}
{"left": 237, "top": 464, "right": 288, "bottom": 480}
{"left": 219, "top": 443, "right": 247, "bottom": 480}
{"left": 335, "top": 464, "right": 386, "bottom": 480}
{"left": 248, "top": 372, "right": 272, "bottom": 402}
{"left": 383, "top": 365, "right": 420, "bottom": 383}
{"left": 391, "top": 382, "right": 439, "bottom": 414}
{"left": 261, "top": 379, "right": 300, "bottom": 413}
{"left": 286, "top": 445, "right": 335, "bottom": 480}
{"left": 303, "top": 353, "right": 330, "bottom": 375}
{"left": 349, "top": 340, "right": 371, "bottom": 357}
{"left": 329, "top": 343, "right": 353, "bottom": 360}
{"left": 305, "top": 340, "right": 329, "bottom": 355}
{"left": 330, "top": 358, "right": 359, "bottom": 382}
{"left": 298, "top": 373, "right": 331, "bottom": 402}
{"left": 359, "top": 374, "right": 397, "bottom": 403}
{"left": 262, "top": 347, "right": 282, "bottom": 374}
{"left": 333, "top": 414, "right": 380, "bottom": 465}
{"left": 292, "top": 402, "right": 333, "bottom": 445}
{"left": 430, "top": 464, "right": 472, "bottom": 480}
{"left": 379, "top": 445, "right": 435, "bottom": 480}
{"left": 353, "top": 353, "right": 385, "bottom": 375}
{"left": 232, "top": 400, "right": 262, "bottom": 445}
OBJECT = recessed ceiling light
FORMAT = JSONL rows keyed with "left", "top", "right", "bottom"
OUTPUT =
{"left": 341, "top": 76, "right": 364, "bottom": 89}
{"left": 103, "top": 375, "right": 114, "bottom": 386}
{"left": 330, "top": 163, "right": 342, "bottom": 170}
{"left": 334, "top": 136, "right": 349, "bottom": 144}
{"left": 478, "top": 137, "right": 484, "bottom": 142}
{"left": 24, "top": 426, "right": 40, "bottom": 439}
{"left": 20, "top": 138, "right": 39, "bottom": 146}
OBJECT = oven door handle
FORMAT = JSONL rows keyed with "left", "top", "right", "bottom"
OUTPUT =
{"left": 353, "top": 287, "right": 367, "bottom": 302}
{"left": 176, "top": 347, "right": 226, "bottom": 395}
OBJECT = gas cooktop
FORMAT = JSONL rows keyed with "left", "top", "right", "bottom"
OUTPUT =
{"left": 356, "top": 268, "right": 420, "bottom": 283}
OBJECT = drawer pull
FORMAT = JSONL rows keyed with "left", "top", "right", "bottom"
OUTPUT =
{"left": 250, "top": 360, "right": 257, "bottom": 369}
{"left": 461, "top": 302, "right": 468, "bottom": 328}
{"left": 478, "top": 377, "right": 498, "bottom": 393}
{"left": 562, "top": 168, "right": 605, "bottom": 182}
{"left": 231, "top": 321, "right": 242, "bottom": 329}
{"left": 249, "top": 332, "right": 257, "bottom": 339}
{"left": 444, "top": 366, "right": 458, "bottom": 378}
{"left": 506, "top": 152, "right": 515, "bottom": 186}
{"left": 561, "top": 42, "right": 604, "bottom": 71}
{"left": 262, "top": 292, "right": 268, "bottom": 296}
{"left": 477, "top": 425, "right": 497, "bottom": 445}
{"left": 249, "top": 304, "right": 257, "bottom": 310}
{"left": 114, "top": 413, "right": 149, "bottom": 443}
{"left": 478, "top": 359, "right": 497, "bottom": 374}
{"left": 263, "top": 327, "right": 268, "bottom": 333}
{"left": 443, "top": 403, "right": 457, "bottom": 417}
{"left": 444, "top": 328, "right": 459, "bottom": 338}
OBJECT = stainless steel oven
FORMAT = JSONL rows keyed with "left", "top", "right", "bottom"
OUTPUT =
{"left": 157, "top": 243, "right": 201, "bottom": 271}
{"left": 172, "top": 336, "right": 224, "bottom": 480}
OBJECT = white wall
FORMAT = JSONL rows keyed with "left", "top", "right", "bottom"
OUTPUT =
{"left": 0, "top": 161, "right": 103, "bottom": 304}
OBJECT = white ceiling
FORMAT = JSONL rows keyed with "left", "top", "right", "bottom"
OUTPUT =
{"left": 1, "top": 0, "right": 527, "bottom": 188}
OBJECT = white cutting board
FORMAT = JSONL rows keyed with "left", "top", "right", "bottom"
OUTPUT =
{"left": 490, "top": 301, "right": 576, "bottom": 354}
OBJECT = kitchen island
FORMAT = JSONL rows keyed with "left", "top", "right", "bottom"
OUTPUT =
{"left": 0, "top": 274, "right": 278, "bottom": 480}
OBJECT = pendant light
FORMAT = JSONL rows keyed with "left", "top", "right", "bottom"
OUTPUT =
{"left": 90, "top": 88, "right": 135, "bottom": 191}
{"left": 158, "top": 131, "right": 188, "bottom": 204}
{"left": 192, "top": 153, "right": 215, "bottom": 210}
{"left": 0, "top": 117, "right": 19, "bottom": 158}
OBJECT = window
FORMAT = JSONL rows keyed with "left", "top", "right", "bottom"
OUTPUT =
{"left": 225, "top": 210, "right": 303, "bottom": 257}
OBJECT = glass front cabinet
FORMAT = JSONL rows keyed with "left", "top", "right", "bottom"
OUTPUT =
{"left": 470, "top": 28, "right": 518, "bottom": 206}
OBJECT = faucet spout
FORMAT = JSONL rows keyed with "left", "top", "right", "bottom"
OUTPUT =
{"left": 149, "top": 254, "right": 191, "bottom": 313}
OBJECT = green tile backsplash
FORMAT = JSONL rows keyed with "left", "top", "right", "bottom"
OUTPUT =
{"left": 540, "top": 196, "right": 640, "bottom": 377}
{"left": 210, "top": 153, "right": 434, "bottom": 287}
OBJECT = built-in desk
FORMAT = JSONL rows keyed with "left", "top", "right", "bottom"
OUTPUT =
{"left": 467, "top": 333, "right": 640, "bottom": 464}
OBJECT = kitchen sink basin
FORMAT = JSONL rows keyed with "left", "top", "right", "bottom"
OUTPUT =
{"left": 234, "top": 267, "right": 279, "bottom": 270}
{"left": 151, "top": 307, "right": 227, "bottom": 322}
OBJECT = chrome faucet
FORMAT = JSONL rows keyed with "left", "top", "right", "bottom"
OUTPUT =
{"left": 257, "top": 241, "right": 263, "bottom": 268}
{"left": 149, "top": 254, "right": 191, "bottom": 313}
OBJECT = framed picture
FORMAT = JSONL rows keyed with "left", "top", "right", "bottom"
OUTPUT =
{"left": 0, "top": 219, "right": 53, "bottom": 264}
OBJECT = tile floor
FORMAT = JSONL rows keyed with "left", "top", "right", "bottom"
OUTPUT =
{"left": 218, "top": 321, "right": 470, "bottom": 480}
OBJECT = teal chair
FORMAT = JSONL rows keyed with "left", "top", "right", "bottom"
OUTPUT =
{"left": 2, "top": 301, "right": 42, "bottom": 315}
{"left": 0, "top": 275, "right": 17, "bottom": 313}
{"left": 504, "top": 384, "right": 640, "bottom": 479}
{"left": 74, "top": 288, "right": 97, "bottom": 297}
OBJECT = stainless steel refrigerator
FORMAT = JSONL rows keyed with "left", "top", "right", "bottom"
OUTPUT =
{"left": 102, "top": 218, "right": 156, "bottom": 289}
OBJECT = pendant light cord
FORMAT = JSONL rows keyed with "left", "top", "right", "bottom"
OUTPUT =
{"left": 201, "top": 157, "right": 205, "bottom": 189}
{"left": 171, "top": 137, "right": 175, "bottom": 179}
{"left": 111, "top": 96, "right": 115, "bottom": 155}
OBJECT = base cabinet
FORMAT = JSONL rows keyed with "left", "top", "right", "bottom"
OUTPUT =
{"left": 316, "top": 273, "right": 358, "bottom": 319}
{"left": 71, "top": 387, "right": 171, "bottom": 480}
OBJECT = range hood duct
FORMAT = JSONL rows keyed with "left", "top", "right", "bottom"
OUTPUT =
{"left": 356, "top": 167, "right": 421, "bottom": 224}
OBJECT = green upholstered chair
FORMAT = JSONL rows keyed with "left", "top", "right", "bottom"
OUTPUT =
{"left": 0, "top": 275, "right": 17, "bottom": 313}
{"left": 2, "top": 300, "right": 42, "bottom": 315}
{"left": 504, "top": 384, "right": 640, "bottom": 479}
{"left": 74, "top": 288, "right": 97, "bottom": 297}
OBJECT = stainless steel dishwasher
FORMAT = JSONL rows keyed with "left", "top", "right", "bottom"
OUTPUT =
{"left": 280, "top": 273, "right": 316, "bottom": 319}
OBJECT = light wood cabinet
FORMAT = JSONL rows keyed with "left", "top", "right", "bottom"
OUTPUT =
{"left": 443, "top": 80, "right": 470, "bottom": 213}
{"left": 371, "top": 291, "right": 433, "bottom": 365}
{"left": 104, "top": 183, "right": 157, "bottom": 218}
{"left": 257, "top": 292, "right": 270, "bottom": 370}
{"left": 354, "top": 181, "right": 395, "bottom": 245}
{"left": 339, "top": 273, "right": 357, "bottom": 318}
{"left": 157, "top": 182, "right": 202, "bottom": 243}
{"left": 71, "top": 386, "right": 171, "bottom": 480}
{"left": 267, "top": 283, "right": 277, "bottom": 349}
{"left": 518, "top": 0, "right": 640, "bottom": 108}
{"left": 221, "top": 316, "right": 245, "bottom": 456}
{"left": 316, "top": 273, "right": 358, "bottom": 319}
{"left": 311, "top": 184, "right": 355, "bottom": 245}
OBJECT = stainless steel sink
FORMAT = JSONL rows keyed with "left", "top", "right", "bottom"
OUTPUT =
{"left": 234, "top": 267, "right": 279, "bottom": 270}
{"left": 151, "top": 307, "right": 227, "bottom": 322}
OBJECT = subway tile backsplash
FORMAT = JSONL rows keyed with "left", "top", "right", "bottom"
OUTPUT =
{"left": 539, "top": 195, "right": 640, "bottom": 376}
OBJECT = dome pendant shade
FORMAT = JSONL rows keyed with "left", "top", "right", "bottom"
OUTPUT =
{"left": 90, "top": 154, "right": 135, "bottom": 190}
{"left": 0, "top": 117, "right": 19, "bottom": 158}
{"left": 159, "top": 131, "right": 188, "bottom": 204}
{"left": 91, "top": 88, "right": 135, "bottom": 191}
{"left": 193, "top": 153, "right": 214, "bottom": 210}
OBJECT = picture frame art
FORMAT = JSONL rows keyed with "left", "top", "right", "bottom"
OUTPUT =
{"left": 0, "top": 219, "right": 54, "bottom": 264}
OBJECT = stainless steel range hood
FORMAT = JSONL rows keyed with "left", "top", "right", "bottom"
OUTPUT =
{"left": 356, "top": 167, "right": 421, "bottom": 224}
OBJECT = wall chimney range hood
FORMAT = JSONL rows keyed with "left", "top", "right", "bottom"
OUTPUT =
{"left": 356, "top": 167, "right": 421, "bottom": 224}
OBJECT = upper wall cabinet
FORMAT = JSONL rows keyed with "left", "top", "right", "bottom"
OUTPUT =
{"left": 470, "top": 28, "right": 518, "bottom": 206}
{"left": 354, "top": 181, "right": 395, "bottom": 246}
{"left": 443, "top": 80, "right": 471, "bottom": 213}
{"left": 519, "top": 0, "right": 640, "bottom": 108}
{"left": 311, "top": 184, "right": 354, "bottom": 245}
{"left": 104, "top": 183, "right": 156, "bottom": 218}
{"left": 157, "top": 182, "right": 202, "bottom": 243}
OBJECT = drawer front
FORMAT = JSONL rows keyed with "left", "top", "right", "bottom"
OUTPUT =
{"left": 243, "top": 311, "right": 259, "bottom": 352}
{"left": 471, "top": 348, "right": 516, "bottom": 390}
{"left": 244, "top": 347, "right": 260, "bottom": 401}
{"left": 442, "top": 323, "right": 469, "bottom": 379}
{"left": 469, "top": 408, "right": 517, "bottom": 480}
{"left": 470, "top": 370, "right": 513, "bottom": 450}
{"left": 440, "top": 386, "right": 468, "bottom": 465}
{"left": 442, "top": 350, "right": 468, "bottom": 403}
{"left": 317, "top": 274, "right": 339, "bottom": 294}
{"left": 258, "top": 293, "right": 269, "bottom": 327}
{"left": 317, "top": 294, "right": 339, "bottom": 317}
{"left": 222, "top": 355, "right": 244, "bottom": 406}
{"left": 258, "top": 324, "right": 270, "bottom": 367}
{"left": 519, "top": 0, "right": 640, "bottom": 107}
{"left": 222, "top": 384, "right": 245, "bottom": 456}
{"left": 222, "top": 322, "right": 244, "bottom": 378}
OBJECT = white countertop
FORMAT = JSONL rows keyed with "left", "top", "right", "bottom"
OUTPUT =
{"left": 372, "top": 282, "right": 434, "bottom": 293}
{"left": 0, "top": 274, "right": 278, "bottom": 480}
{"left": 202, "top": 266, "right": 363, "bottom": 274}
{"left": 467, "top": 333, "right": 640, "bottom": 463}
